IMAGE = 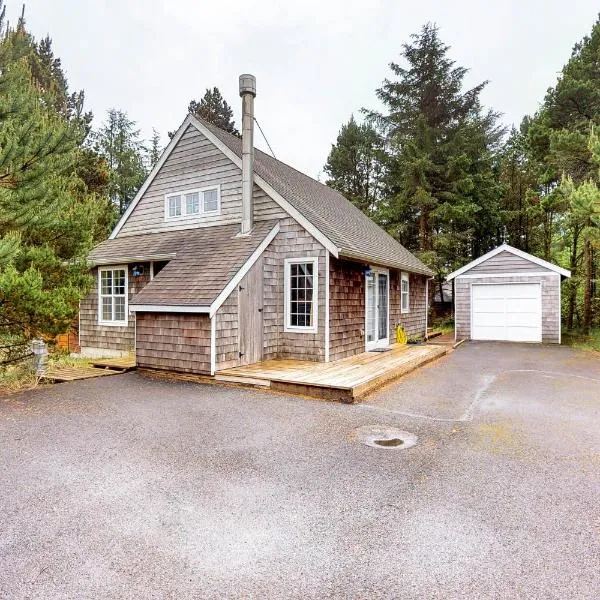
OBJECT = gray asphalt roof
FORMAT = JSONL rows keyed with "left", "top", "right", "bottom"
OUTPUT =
{"left": 89, "top": 221, "right": 278, "bottom": 306}
{"left": 195, "top": 116, "right": 434, "bottom": 276}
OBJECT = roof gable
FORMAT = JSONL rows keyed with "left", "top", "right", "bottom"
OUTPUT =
{"left": 446, "top": 244, "right": 571, "bottom": 280}
{"left": 110, "top": 113, "right": 433, "bottom": 276}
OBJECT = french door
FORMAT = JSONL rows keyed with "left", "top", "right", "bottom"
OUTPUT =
{"left": 365, "top": 268, "right": 389, "bottom": 350}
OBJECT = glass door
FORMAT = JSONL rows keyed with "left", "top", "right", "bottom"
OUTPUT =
{"left": 365, "top": 268, "right": 389, "bottom": 350}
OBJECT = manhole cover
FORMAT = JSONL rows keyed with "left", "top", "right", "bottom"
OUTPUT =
{"left": 353, "top": 425, "right": 417, "bottom": 450}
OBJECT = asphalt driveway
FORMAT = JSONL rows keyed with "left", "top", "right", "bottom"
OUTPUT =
{"left": 1, "top": 343, "right": 598, "bottom": 599}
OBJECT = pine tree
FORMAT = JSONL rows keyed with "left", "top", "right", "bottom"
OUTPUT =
{"left": 324, "top": 116, "right": 383, "bottom": 215}
{"left": 92, "top": 109, "right": 147, "bottom": 216}
{"left": 365, "top": 23, "right": 504, "bottom": 275}
{"left": 147, "top": 128, "right": 162, "bottom": 168}
{"left": 0, "top": 14, "right": 105, "bottom": 365}
{"left": 188, "top": 87, "right": 238, "bottom": 134}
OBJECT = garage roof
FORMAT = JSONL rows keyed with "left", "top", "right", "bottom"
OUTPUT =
{"left": 446, "top": 244, "right": 571, "bottom": 281}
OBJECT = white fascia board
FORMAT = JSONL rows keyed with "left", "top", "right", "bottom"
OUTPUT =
{"left": 89, "top": 253, "right": 177, "bottom": 267}
{"left": 109, "top": 116, "right": 194, "bottom": 239}
{"left": 187, "top": 115, "right": 339, "bottom": 258}
{"left": 210, "top": 316, "right": 216, "bottom": 375}
{"left": 209, "top": 222, "right": 280, "bottom": 317}
{"left": 129, "top": 304, "right": 210, "bottom": 313}
{"left": 455, "top": 271, "right": 562, "bottom": 280}
{"left": 446, "top": 244, "right": 571, "bottom": 281}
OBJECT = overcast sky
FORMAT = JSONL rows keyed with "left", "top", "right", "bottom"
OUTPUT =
{"left": 10, "top": 0, "right": 600, "bottom": 179}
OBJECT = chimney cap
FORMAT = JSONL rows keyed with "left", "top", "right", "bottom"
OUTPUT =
{"left": 239, "top": 74, "right": 256, "bottom": 97}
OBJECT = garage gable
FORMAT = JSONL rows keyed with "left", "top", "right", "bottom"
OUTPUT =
{"left": 446, "top": 244, "right": 571, "bottom": 281}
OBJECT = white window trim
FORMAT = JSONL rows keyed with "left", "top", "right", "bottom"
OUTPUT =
{"left": 284, "top": 257, "right": 319, "bottom": 334}
{"left": 98, "top": 265, "right": 128, "bottom": 326}
{"left": 401, "top": 272, "right": 410, "bottom": 314}
{"left": 164, "top": 184, "right": 221, "bottom": 222}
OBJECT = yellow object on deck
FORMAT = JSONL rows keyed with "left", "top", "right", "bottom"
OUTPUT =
{"left": 396, "top": 324, "right": 407, "bottom": 344}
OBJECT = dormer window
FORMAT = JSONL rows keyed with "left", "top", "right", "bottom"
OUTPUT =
{"left": 165, "top": 185, "right": 221, "bottom": 220}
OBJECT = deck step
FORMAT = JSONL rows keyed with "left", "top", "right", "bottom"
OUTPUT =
{"left": 214, "top": 374, "right": 271, "bottom": 387}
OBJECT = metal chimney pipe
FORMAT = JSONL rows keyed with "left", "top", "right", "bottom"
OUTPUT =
{"left": 239, "top": 74, "right": 256, "bottom": 235}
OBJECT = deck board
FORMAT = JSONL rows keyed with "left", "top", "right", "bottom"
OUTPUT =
{"left": 91, "top": 356, "right": 136, "bottom": 371}
{"left": 42, "top": 366, "right": 124, "bottom": 383}
{"left": 217, "top": 343, "right": 448, "bottom": 400}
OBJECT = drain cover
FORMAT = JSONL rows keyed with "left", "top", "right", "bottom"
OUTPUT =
{"left": 353, "top": 425, "right": 417, "bottom": 449}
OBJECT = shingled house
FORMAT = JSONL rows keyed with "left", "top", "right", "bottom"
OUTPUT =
{"left": 81, "top": 75, "right": 433, "bottom": 375}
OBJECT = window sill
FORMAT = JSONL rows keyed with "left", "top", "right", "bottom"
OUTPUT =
{"left": 284, "top": 326, "right": 318, "bottom": 334}
{"left": 164, "top": 211, "right": 221, "bottom": 222}
{"left": 98, "top": 320, "right": 129, "bottom": 327}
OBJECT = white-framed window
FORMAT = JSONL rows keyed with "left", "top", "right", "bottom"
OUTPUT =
{"left": 168, "top": 195, "right": 182, "bottom": 218}
{"left": 98, "top": 266, "right": 128, "bottom": 325}
{"left": 401, "top": 272, "right": 410, "bottom": 313}
{"left": 284, "top": 257, "right": 318, "bottom": 333}
{"left": 164, "top": 185, "right": 221, "bottom": 221}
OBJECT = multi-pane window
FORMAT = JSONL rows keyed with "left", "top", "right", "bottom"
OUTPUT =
{"left": 203, "top": 189, "right": 218, "bottom": 213}
{"left": 401, "top": 272, "right": 410, "bottom": 313}
{"left": 185, "top": 192, "right": 200, "bottom": 215}
{"left": 285, "top": 258, "right": 318, "bottom": 332}
{"left": 99, "top": 268, "right": 127, "bottom": 325}
{"left": 168, "top": 195, "right": 182, "bottom": 218}
{"left": 165, "top": 186, "right": 220, "bottom": 219}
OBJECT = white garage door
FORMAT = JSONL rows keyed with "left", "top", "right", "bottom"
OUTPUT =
{"left": 471, "top": 283, "right": 542, "bottom": 342}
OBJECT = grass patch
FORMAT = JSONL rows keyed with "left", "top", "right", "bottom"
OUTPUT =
{"left": 562, "top": 328, "right": 600, "bottom": 353}
{"left": 429, "top": 315, "right": 454, "bottom": 335}
{"left": 0, "top": 350, "right": 92, "bottom": 394}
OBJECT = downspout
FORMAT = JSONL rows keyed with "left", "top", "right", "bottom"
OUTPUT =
{"left": 239, "top": 74, "right": 256, "bottom": 235}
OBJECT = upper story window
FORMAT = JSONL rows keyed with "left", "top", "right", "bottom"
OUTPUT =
{"left": 401, "top": 272, "right": 410, "bottom": 313}
{"left": 284, "top": 257, "right": 319, "bottom": 333}
{"left": 164, "top": 185, "right": 221, "bottom": 221}
{"left": 98, "top": 266, "right": 128, "bottom": 326}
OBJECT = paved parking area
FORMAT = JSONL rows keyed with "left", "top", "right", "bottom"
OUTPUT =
{"left": 1, "top": 343, "right": 598, "bottom": 599}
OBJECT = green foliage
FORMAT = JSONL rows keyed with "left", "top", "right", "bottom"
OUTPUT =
{"left": 188, "top": 87, "right": 238, "bottom": 135}
{"left": 0, "top": 5, "right": 103, "bottom": 365}
{"left": 324, "top": 116, "right": 383, "bottom": 215}
{"left": 91, "top": 108, "right": 148, "bottom": 216}
{"left": 362, "top": 23, "right": 504, "bottom": 276}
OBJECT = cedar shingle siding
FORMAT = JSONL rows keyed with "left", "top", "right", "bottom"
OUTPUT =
{"left": 79, "top": 264, "right": 150, "bottom": 354}
{"left": 136, "top": 312, "right": 212, "bottom": 374}
{"left": 118, "top": 125, "right": 285, "bottom": 237}
{"left": 328, "top": 258, "right": 428, "bottom": 361}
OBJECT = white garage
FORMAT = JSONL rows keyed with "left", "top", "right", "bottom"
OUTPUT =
{"left": 471, "top": 283, "right": 541, "bottom": 342}
{"left": 447, "top": 245, "right": 571, "bottom": 344}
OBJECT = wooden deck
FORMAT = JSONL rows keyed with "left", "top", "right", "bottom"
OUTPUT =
{"left": 41, "top": 366, "right": 125, "bottom": 383}
{"left": 216, "top": 343, "right": 448, "bottom": 402}
{"left": 91, "top": 356, "right": 137, "bottom": 372}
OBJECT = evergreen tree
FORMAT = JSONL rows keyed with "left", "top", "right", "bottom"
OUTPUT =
{"left": 0, "top": 12, "right": 104, "bottom": 365}
{"left": 147, "top": 128, "right": 162, "bottom": 168}
{"left": 188, "top": 87, "right": 238, "bottom": 134}
{"left": 92, "top": 109, "right": 147, "bottom": 216}
{"left": 365, "top": 23, "right": 504, "bottom": 276}
{"left": 324, "top": 116, "right": 383, "bottom": 215}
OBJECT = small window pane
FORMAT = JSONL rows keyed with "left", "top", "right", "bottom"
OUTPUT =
{"left": 186, "top": 192, "right": 199, "bottom": 215}
{"left": 102, "top": 296, "right": 112, "bottom": 321}
{"left": 114, "top": 270, "right": 126, "bottom": 294}
{"left": 203, "top": 189, "right": 218, "bottom": 212}
{"left": 168, "top": 195, "right": 182, "bottom": 217}
{"left": 114, "top": 297, "right": 126, "bottom": 321}
{"left": 101, "top": 271, "right": 112, "bottom": 294}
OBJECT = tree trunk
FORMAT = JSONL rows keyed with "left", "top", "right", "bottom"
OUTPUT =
{"left": 419, "top": 208, "right": 429, "bottom": 251}
{"left": 566, "top": 227, "right": 580, "bottom": 330}
{"left": 583, "top": 238, "right": 592, "bottom": 335}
